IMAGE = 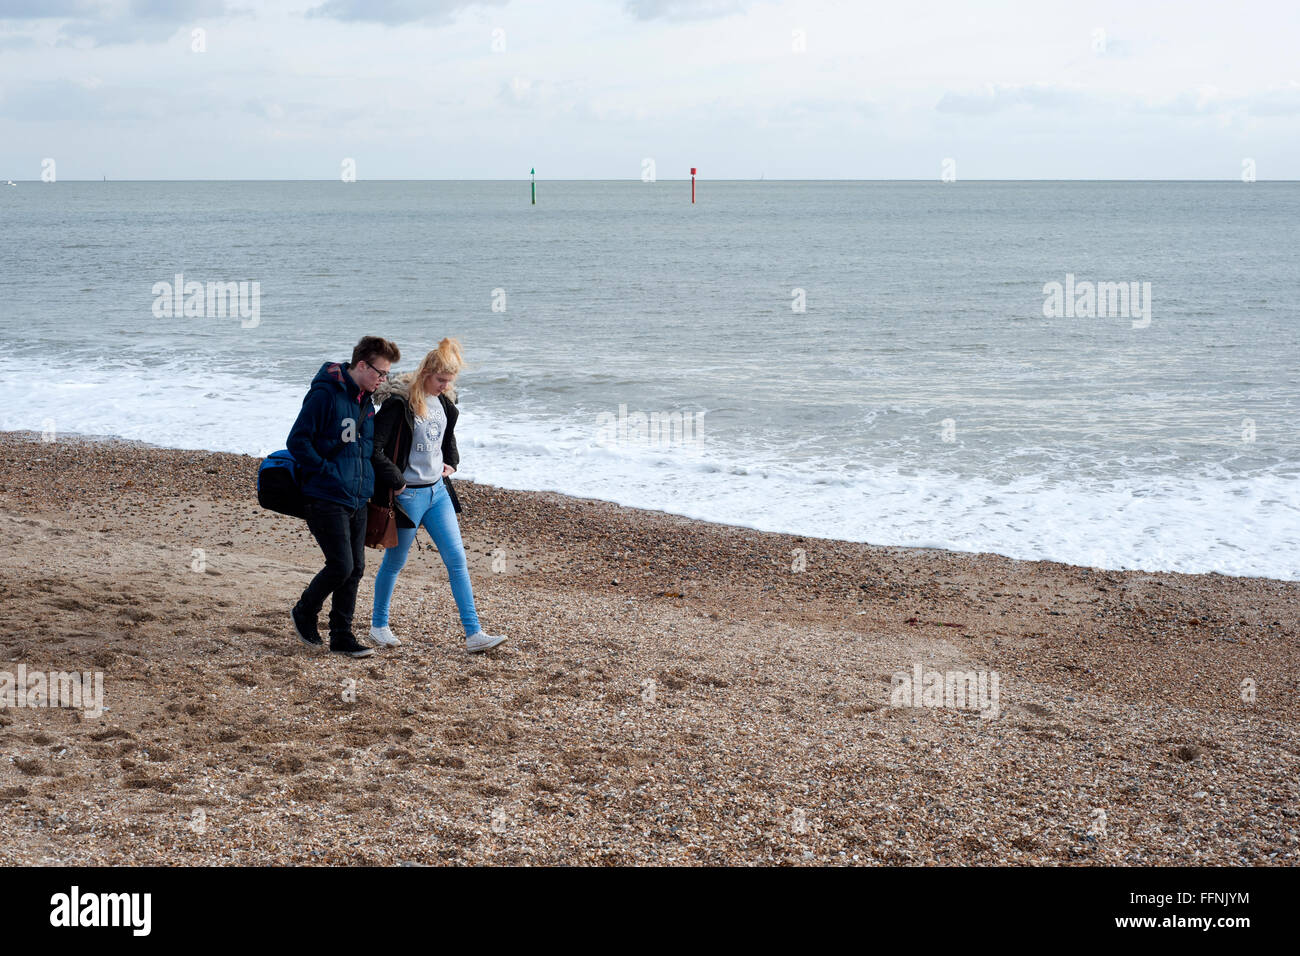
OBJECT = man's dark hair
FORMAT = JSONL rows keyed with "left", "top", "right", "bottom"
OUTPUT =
{"left": 352, "top": 336, "right": 400, "bottom": 369}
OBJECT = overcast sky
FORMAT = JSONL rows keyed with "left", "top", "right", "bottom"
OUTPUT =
{"left": 1, "top": 0, "right": 1297, "bottom": 180}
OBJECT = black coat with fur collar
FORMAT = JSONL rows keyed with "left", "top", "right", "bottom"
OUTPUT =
{"left": 370, "top": 373, "right": 463, "bottom": 519}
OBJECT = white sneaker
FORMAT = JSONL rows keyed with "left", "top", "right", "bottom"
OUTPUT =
{"left": 465, "top": 631, "right": 506, "bottom": 654}
{"left": 369, "top": 625, "right": 402, "bottom": 647}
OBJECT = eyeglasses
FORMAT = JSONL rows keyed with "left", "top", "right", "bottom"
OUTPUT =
{"left": 363, "top": 362, "right": 390, "bottom": 380}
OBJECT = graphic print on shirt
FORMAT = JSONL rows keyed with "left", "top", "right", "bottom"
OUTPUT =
{"left": 413, "top": 411, "right": 443, "bottom": 452}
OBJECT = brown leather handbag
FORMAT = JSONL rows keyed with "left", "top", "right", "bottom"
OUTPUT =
{"left": 365, "top": 420, "right": 403, "bottom": 550}
{"left": 365, "top": 490, "right": 399, "bottom": 550}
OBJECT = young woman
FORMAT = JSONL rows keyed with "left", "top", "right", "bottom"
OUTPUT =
{"left": 368, "top": 338, "right": 506, "bottom": 653}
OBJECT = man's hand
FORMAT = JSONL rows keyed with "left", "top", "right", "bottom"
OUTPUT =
{"left": 442, "top": 464, "right": 456, "bottom": 477}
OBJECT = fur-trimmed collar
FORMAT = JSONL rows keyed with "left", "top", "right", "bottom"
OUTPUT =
{"left": 373, "top": 371, "right": 413, "bottom": 404}
{"left": 373, "top": 372, "right": 457, "bottom": 407}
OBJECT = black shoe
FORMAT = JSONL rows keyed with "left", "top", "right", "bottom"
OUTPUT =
{"left": 291, "top": 604, "right": 322, "bottom": 646}
{"left": 329, "top": 633, "right": 374, "bottom": 658}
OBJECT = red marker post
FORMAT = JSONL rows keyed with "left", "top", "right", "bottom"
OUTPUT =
{"left": 690, "top": 167, "right": 696, "bottom": 204}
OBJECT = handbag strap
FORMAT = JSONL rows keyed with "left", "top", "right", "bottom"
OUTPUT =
{"left": 388, "top": 414, "right": 406, "bottom": 506}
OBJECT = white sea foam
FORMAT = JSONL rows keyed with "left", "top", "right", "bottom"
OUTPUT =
{"left": 3, "top": 367, "right": 1296, "bottom": 581}
{"left": 458, "top": 413, "right": 1299, "bottom": 581}
{"left": 5, "top": 367, "right": 303, "bottom": 457}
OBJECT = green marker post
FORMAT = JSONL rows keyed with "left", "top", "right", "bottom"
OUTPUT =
{"left": 531, "top": 168, "right": 535, "bottom": 205}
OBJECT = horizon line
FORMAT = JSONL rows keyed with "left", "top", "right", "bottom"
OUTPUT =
{"left": 5, "top": 177, "right": 1294, "bottom": 183}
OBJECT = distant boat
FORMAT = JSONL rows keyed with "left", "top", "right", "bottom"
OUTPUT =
{"left": 4, "top": 180, "right": 14, "bottom": 187}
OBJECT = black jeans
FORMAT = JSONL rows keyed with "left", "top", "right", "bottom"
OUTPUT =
{"left": 299, "top": 497, "right": 367, "bottom": 640}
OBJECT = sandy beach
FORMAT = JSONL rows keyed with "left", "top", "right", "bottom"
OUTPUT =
{"left": 0, "top": 429, "right": 1296, "bottom": 866}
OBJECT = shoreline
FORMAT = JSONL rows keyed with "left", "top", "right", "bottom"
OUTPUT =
{"left": 1, "top": 428, "right": 1288, "bottom": 585}
{"left": 0, "top": 429, "right": 1297, "bottom": 865}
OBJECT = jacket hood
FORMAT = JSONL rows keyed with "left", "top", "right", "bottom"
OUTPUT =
{"left": 311, "top": 361, "right": 363, "bottom": 397}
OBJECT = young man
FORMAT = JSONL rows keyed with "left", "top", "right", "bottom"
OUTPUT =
{"left": 287, "top": 336, "right": 400, "bottom": 658}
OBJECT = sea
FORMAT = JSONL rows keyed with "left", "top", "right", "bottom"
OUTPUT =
{"left": 1, "top": 180, "right": 1296, "bottom": 580}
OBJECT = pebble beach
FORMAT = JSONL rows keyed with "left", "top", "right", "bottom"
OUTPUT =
{"left": 0, "top": 430, "right": 1296, "bottom": 866}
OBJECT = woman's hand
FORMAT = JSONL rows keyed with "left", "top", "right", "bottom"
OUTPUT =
{"left": 395, "top": 483, "right": 407, "bottom": 494}
{"left": 442, "top": 464, "right": 456, "bottom": 477}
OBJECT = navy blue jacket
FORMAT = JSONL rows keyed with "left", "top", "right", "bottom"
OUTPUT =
{"left": 286, "top": 361, "right": 376, "bottom": 510}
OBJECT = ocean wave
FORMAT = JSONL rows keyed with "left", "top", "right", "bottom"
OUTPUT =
{"left": 1, "top": 366, "right": 1295, "bottom": 580}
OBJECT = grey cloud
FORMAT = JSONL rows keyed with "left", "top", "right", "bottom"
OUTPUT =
{"left": 787, "top": 96, "right": 877, "bottom": 118}
{"left": 306, "top": 0, "right": 508, "bottom": 25}
{"left": 0, "top": 78, "right": 150, "bottom": 120}
{"left": 0, "top": 32, "right": 34, "bottom": 48}
{"left": 241, "top": 96, "right": 387, "bottom": 127}
{"left": 2, "top": 0, "right": 235, "bottom": 46}
{"left": 1235, "top": 86, "right": 1300, "bottom": 117}
{"left": 0, "top": 75, "right": 237, "bottom": 122}
{"left": 624, "top": 0, "right": 752, "bottom": 20}
{"left": 498, "top": 75, "right": 536, "bottom": 107}
{"left": 1136, "top": 86, "right": 1300, "bottom": 118}
{"left": 936, "top": 81, "right": 1300, "bottom": 122}
{"left": 1137, "top": 91, "right": 1221, "bottom": 117}
{"left": 131, "top": 0, "right": 227, "bottom": 17}
{"left": 1096, "top": 37, "right": 1129, "bottom": 58}
{"left": 242, "top": 97, "right": 287, "bottom": 121}
{"left": 0, "top": 0, "right": 101, "bottom": 16}
{"left": 56, "top": 19, "right": 185, "bottom": 45}
{"left": 935, "top": 84, "right": 1093, "bottom": 115}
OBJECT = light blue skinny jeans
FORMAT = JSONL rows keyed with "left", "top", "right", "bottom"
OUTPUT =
{"left": 371, "top": 480, "right": 480, "bottom": 637}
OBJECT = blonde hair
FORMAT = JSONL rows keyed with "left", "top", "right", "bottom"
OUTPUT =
{"left": 408, "top": 337, "right": 464, "bottom": 417}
